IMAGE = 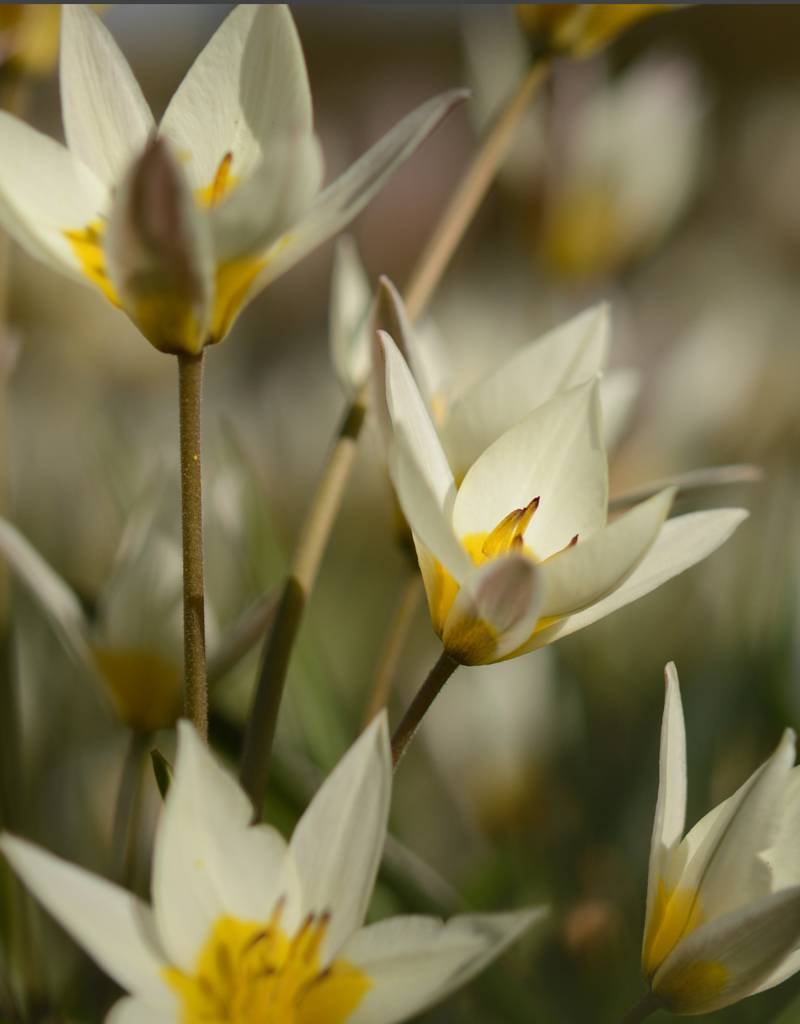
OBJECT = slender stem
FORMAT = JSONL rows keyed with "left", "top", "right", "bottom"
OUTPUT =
{"left": 391, "top": 650, "right": 459, "bottom": 768}
{"left": 177, "top": 352, "right": 207, "bottom": 741}
{"left": 619, "top": 991, "right": 662, "bottom": 1024}
{"left": 404, "top": 60, "right": 549, "bottom": 321}
{"left": 361, "top": 574, "right": 421, "bottom": 729}
{"left": 240, "top": 60, "right": 548, "bottom": 810}
{"left": 111, "top": 732, "right": 147, "bottom": 887}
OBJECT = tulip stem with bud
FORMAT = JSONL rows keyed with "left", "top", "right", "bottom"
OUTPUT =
{"left": 391, "top": 650, "right": 459, "bottom": 768}
{"left": 619, "top": 992, "right": 662, "bottom": 1024}
{"left": 177, "top": 352, "right": 207, "bottom": 741}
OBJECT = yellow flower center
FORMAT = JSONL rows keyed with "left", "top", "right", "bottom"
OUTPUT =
{"left": 91, "top": 645, "right": 183, "bottom": 733}
{"left": 165, "top": 910, "right": 370, "bottom": 1024}
{"left": 642, "top": 880, "right": 705, "bottom": 979}
{"left": 63, "top": 152, "right": 270, "bottom": 349}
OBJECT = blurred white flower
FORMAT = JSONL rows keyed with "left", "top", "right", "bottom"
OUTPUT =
{"left": 375, "top": 328, "right": 746, "bottom": 666}
{"left": 0, "top": 5, "right": 464, "bottom": 354}
{"left": 2, "top": 715, "right": 544, "bottom": 1023}
{"left": 515, "top": 4, "right": 678, "bottom": 59}
{"left": 640, "top": 663, "right": 800, "bottom": 1015}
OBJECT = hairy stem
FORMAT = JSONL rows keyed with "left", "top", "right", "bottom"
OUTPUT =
{"left": 178, "top": 352, "right": 207, "bottom": 740}
{"left": 391, "top": 650, "right": 459, "bottom": 768}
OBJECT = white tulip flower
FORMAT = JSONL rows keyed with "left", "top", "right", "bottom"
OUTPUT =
{"left": 638, "top": 663, "right": 800, "bottom": 1016}
{"left": 375, "top": 331, "right": 747, "bottom": 666}
{"left": 0, "top": 5, "right": 465, "bottom": 355}
{"left": 2, "top": 715, "right": 543, "bottom": 1023}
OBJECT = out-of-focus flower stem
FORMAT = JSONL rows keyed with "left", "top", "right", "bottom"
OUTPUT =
{"left": 361, "top": 573, "right": 421, "bottom": 729}
{"left": 391, "top": 650, "right": 459, "bottom": 768}
{"left": 177, "top": 352, "right": 207, "bottom": 741}
{"left": 111, "top": 732, "right": 148, "bottom": 888}
{"left": 619, "top": 992, "right": 662, "bottom": 1024}
{"left": 239, "top": 59, "right": 550, "bottom": 814}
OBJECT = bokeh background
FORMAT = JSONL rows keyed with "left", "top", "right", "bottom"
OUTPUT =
{"left": 4, "top": 4, "right": 800, "bottom": 1022}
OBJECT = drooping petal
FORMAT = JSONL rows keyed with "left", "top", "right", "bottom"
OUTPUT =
{"left": 441, "top": 303, "right": 610, "bottom": 478}
{"left": 652, "top": 887, "right": 800, "bottom": 1015}
{"left": 330, "top": 236, "right": 373, "bottom": 393}
{"left": 105, "top": 138, "right": 214, "bottom": 355}
{"left": 442, "top": 554, "right": 543, "bottom": 665}
{"left": 0, "top": 835, "right": 171, "bottom": 1009}
{"left": 343, "top": 908, "right": 546, "bottom": 1024}
{"left": 526, "top": 509, "right": 749, "bottom": 652}
{"left": 290, "top": 714, "right": 391, "bottom": 960}
{"left": 0, "top": 112, "right": 106, "bottom": 280}
{"left": 253, "top": 89, "right": 468, "bottom": 291}
{"left": 378, "top": 332, "right": 456, "bottom": 511}
{"left": 0, "top": 517, "right": 92, "bottom": 670}
{"left": 209, "top": 134, "right": 323, "bottom": 264}
{"left": 60, "top": 6, "right": 154, "bottom": 187}
{"left": 159, "top": 5, "right": 313, "bottom": 190}
{"left": 152, "top": 721, "right": 299, "bottom": 972}
{"left": 536, "top": 487, "right": 674, "bottom": 618}
{"left": 453, "top": 380, "right": 608, "bottom": 557}
{"left": 387, "top": 434, "right": 471, "bottom": 584}
{"left": 643, "top": 663, "right": 687, "bottom": 971}
{"left": 105, "top": 997, "right": 173, "bottom": 1024}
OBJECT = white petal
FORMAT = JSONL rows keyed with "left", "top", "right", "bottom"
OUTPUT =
{"left": 388, "top": 434, "right": 471, "bottom": 584}
{"left": 442, "top": 554, "right": 543, "bottom": 664}
{"left": 537, "top": 487, "right": 674, "bottom": 619}
{"left": 761, "top": 766, "right": 800, "bottom": 893}
{"left": 529, "top": 509, "right": 749, "bottom": 650}
{"left": 60, "top": 6, "right": 154, "bottom": 186}
{"left": 160, "top": 5, "right": 312, "bottom": 190}
{"left": 152, "top": 721, "right": 298, "bottom": 971}
{"left": 330, "top": 236, "right": 373, "bottom": 393}
{"left": 600, "top": 368, "right": 640, "bottom": 451}
{"left": 0, "top": 517, "right": 92, "bottom": 670}
{"left": 105, "top": 997, "right": 172, "bottom": 1024}
{"left": 344, "top": 908, "right": 546, "bottom": 1024}
{"left": 441, "top": 303, "right": 610, "bottom": 478}
{"left": 0, "top": 112, "right": 106, "bottom": 280}
{"left": 209, "top": 135, "right": 323, "bottom": 263}
{"left": 653, "top": 887, "right": 800, "bottom": 1014}
{"left": 104, "top": 139, "right": 214, "bottom": 355}
{"left": 378, "top": 332, "right": 455, "bottom": 511}
{"left": 643, "top": 663, "right": 687, "bottom": 968}
{"left": 452, "top": 380, "right": 608, "bottom": 557}
{"left": 255, "top": 89, "right": 468, "bottom": 290}
{"left": 1, "top": 835, "right": 170, "bottom": 1008}
{"left": 289, "top": 714, "right": 391, "bottom": 959}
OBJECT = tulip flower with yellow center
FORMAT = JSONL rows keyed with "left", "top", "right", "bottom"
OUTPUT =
{"left": 376, "top": 331, "right": 747, "bottom": 669}
{"left": 626, "top": 663, "right": 800, "bottom": 1019}
{"left": 516, "top": 4, "right": 678, "bottom": 59}
{"left": 1, "top": 715, "right": 544, "bottom": 1023}
{"left": 0, "top": 5, "right": 464, "bottom": 356}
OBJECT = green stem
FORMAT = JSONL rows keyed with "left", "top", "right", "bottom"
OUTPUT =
{"left": 361, "top": 573, "right": 421, "bottom": 729}
{"left": 178, "top": 352, "right": 207, "bottom": 741}
{"left": 391, "top": 649, "right": 459, "bottom": 768}
{"left": 619, "top": 991, "right": 662, "bottom": 1024}
{"left": 111, "top": 732, "right": 148, "bottom": 887}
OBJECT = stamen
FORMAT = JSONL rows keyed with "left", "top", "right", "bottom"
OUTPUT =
{"left": 210, "top": 151, "right": 233, "bottom": 207}
{"left": 542, "top": 533, "right": 579, "bottom": 564}
{"left": 482, "top": 496, "right": 540, "bottom": 558}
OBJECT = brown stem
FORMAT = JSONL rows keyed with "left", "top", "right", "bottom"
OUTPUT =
{"left": 619, "top": 992, "right": 662, "bottom": 1024}
{"left": 391, "top": 650, "right": 459, "bottom": 768}
{"left": 362, "top": 574, "right": 421, "bottom": 729}
{"left": 178, "top": 352, "right": 207, "bottom": 740}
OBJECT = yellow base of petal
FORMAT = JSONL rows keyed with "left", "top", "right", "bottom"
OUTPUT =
{"left": 92, "top": 646, "right": 183, "bottom": 734}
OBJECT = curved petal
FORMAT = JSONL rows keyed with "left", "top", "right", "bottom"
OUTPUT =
{"left": 441, "top": 303, "right": 610, "bottom": 478}
{"left": 160, "top": 5, "right": 312, "bottom": 190}
{"left": 330, "top": 236, "right": 373, "bottom": 393}
{"left": 537, "top": 487, "right": 674, "bottom": 618}
{"left": 442, "top": 553, "right": 542, "bottom": 665}
{"left": 60, "top": 6, "right": 154, "bottom": 186}
{"left": 0, "top": 112, "right": 106, "bottom": 281}
{"left": 209, "top": 134, "right": 323, "bottom": 263}
{"left": 643, "top": 663, "right": 687, "bottom": 971}
{"left": 254, "top": 89, "right": 468, "bottom": 291}
{"left": 290, "top": 714, "right": 391, "bottom": 960}
{"left": 343, "top": 908, "right": 546, "bottom": 1024}
{"left": 525, "top": 509, "right": 749, "bottom": 652}
{"left": 453, "top": 380, "right": 608, "bottom": 557}
{"left": 0, "top": 835, "right": 171, "bottom": 1009}
{"left": 653, "top": 887, "right": 800, "bottom": 1015}
{"left": 152, "top": 722, "right": 298, "bottom": 971}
